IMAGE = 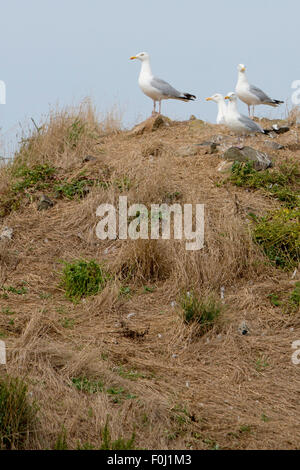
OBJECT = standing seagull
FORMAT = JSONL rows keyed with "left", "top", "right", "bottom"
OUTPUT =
{"left": 206, "top": 93, "right": 228, "bottom": 124}
{"left": 224, "top": 92, "right": 265, "bottom": 144}
{"left": 130, "top": 52, "right": 196, "bottom": 115}
{"left": 235, "top": 64, "right": 284, "bottom": 117}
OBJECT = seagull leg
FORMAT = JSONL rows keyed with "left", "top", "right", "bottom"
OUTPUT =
{"left": 248, "top": 105, "right": 251, "bottom": 117}
{"left": 252, "top": 106, "right": 255, "bottom": 118}
{"left": 152, "top": 101, "right": 157, "bottom": 116}
{"left": 159, "top": 101, "right": 162, "bottom": 115}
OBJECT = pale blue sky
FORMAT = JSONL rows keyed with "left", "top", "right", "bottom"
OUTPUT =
{"left": 0, "top": 0, "right": 299, "bottom": 156}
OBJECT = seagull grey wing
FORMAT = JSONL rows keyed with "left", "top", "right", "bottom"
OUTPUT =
{"left": 238, "top": 114, "right": 264, "bottom": 133}
{"left": 151, "top": 77, "right": 182, "bottom": 98}
{"left": 249, "top": 85, "right": 272, "bottom": 103}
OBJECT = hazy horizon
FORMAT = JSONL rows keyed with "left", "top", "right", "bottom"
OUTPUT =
{"left": 1, "top": 0, "right": 299, "bottom": 157}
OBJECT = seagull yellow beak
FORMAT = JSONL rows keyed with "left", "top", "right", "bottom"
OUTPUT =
{"left": 241, "top": 67, "right": 246, "bottom": 72}
{"left": 206, "top": 97, "right": 212, "bottom": 101}
{"left": 224, "top": 96, "right": 230, "bottom": 100}
{"left": 130, "top": 56, "right": 137, "bottom": 60}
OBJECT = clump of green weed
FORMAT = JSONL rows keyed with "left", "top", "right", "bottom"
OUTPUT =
{"left": 269, "top": 282, "right": 300, "bottom": 313}
{"left": 253, "top": 208, "right": 299, "bottom": 270}
{"left": 71, "top": 377, "right": 104, "bottom": 394}
{"left": 180, "top": 291, "right": 222, "bottom": 334}
{"left": 12, "top": 163, "right": 56, "bottom": 193}
{"left": 0, "top": 376, "right": 38, "bottom": 450}
{"left": 54, "top": 426, "right": 68, "bottom": 450}
{"left": 3, "top": 285, "right": 28, "bottom": 296}
{"left": 67, "top": 118, "right": 86, "bottom": 148}
{"left": 60, "top": 259, "right": 110, "bottom": 301}
{"left": 54, "top": 177, "right": 94, "bottom": 199}
{"left": 60, "top": 417, "right": 136, "bottom": 450}
{"left": 114, "top": 176, "right": 132, "bottom": 192}
{"left": 230, "top": 161, "right": 299, "bottom": 208}
{"left": 290, "top": 282, "right": 300, "bottom": 308}
{"left": 99, "top": 417, "right": 135, "bottom": 450}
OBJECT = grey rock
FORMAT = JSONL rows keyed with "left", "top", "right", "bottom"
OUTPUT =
{"left": 38, "top": 195, "right": 55, "bottom": 211}
{"left": 223, "top": 146, "right": 272, "bottom": 171}
{"left": 0, "top": 226, "right": 13, "bottom": 241}
{"left": 263, "top": 141, "right": 284, "bottom": 150}
{"left": 83, "top": 155, "right": 97, "bottom": 163}
{"left": 176, "top": 145, "right": 199, "bottom": 158}
{"left": 196, "top": 141, "right": 220, "bottom": 154}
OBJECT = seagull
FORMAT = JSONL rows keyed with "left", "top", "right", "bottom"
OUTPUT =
{"left": 130, "top": 52, "right": 196, "bottom": 115}
{"left": 224, "top": 92, "right": 265, "bottom": 143}
{"left": 206, "top": 93, "right": 228, "bottom": 124}
{"left": 235, "top": 64, "right": 284, "bottom": 117}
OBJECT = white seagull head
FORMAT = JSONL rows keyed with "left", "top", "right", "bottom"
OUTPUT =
{"left": 224, "top": 92, "right": 238, "bottom": 102}
{"left": 130, "top": 52, "right": 150, "bottom": 62}
{"left": 206, "top": 93, "right": 224, "bottom": 103}
{"left": 237, "top": 64, "right": 246, "bottom": 73}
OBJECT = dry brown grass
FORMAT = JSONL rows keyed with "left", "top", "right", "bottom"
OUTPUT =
{"left": 0, "top": 104, "right": 299, "bottom": 450}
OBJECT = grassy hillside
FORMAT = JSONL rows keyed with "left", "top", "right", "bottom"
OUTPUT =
{"left": 0, "top": 101, "right": 299, "bottom": 450}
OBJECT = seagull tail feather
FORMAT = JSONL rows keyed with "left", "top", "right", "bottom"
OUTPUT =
{"left": 181, "top": 93, "right": 196, "bottom": 101}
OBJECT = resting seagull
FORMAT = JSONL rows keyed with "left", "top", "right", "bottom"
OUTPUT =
{"left": 236, "top": 64, "right": 284, "bottom": 117}
{"left": 130, "top": 52, "right": 196, "bottom": 115}
{"left": 224, "top": 92, "right": 265, "bottom": 143}
{"left": 206, "top": 93, "right": 228, "bottom": 124}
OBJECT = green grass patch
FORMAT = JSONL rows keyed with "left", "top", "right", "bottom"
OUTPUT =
{"left": 67, "top": 118, "right": 86, "bottom": 148}
{"left": 54, "top": 177, "right": 94, "bottom": 199}
{"left": 115, "top": 366, "right": 148, "bottom": 381}
{"left": 2, "top": 285, "right": 28, "bottom": 296}
{"left": 180, "top": 291, "right": 222, "bottom": 334}
{"left": 71, "top": 377, "right": 104, "bottom": 394}
{"left": 56, "top": 412, "right": 134, "bottom": 451}
{"left": 60, "top": 259, "right": 110, "bottom": 302}
{"left": 253, "top": 208, "right": 300, "bottom": 270}
{"left": 12, "top": 163, "right": 56, "bottom": 193}
{"left": 268, "top": 282, "right": 300, "bottom": 313}
{"left": 0, "top": 376, "right": 38, "bottom": 450}
{"left": 230, "top": 161, "right": 299, "bottom": 208}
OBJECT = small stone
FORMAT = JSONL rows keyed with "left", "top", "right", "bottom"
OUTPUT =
{"left": 196, "top": 141, "right": 221, "bottom": 154}
{"left": 172, "top": 354, "right": 178, "bottom": 359}
{"left": 176, "top": 145, "right": 199, "bottom": 158}
{"left": 217, "top": 161, "right": 233, "bottom": 173}
{"left": 239, "top": 321, "right": 250, "bottom": 336}
{"left": 127, "top": 313, "right": 136, "bottom": 319}
{"left": 38, "top": 195, "right": 54, "bottom": 211}
{"left": 220, "top": 287, "right": 225, "bottom": 300}
{"left": 263, "top": 141, "right": 284, "bottom": 150}
{"left": 83, "top": 155, "right": 97, "bottom": 163}
{"left": 0, "top": 227, "right": 13, "bottom": 241}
